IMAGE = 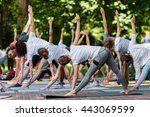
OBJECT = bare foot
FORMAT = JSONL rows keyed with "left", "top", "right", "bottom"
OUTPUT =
{"left": 65, "top": 90, "right": 77, "bottom": 96}
{"left": 41, "top": 87, "right": 49, "bottom": 91}
{"left": 129, "top": 87, "right": 139, "bottom": 92}
{"left": 20, "top": 84, "right": 29, "bottom": 89}
{"left": 120, "top": 89, "right": 129, "bottom": 94}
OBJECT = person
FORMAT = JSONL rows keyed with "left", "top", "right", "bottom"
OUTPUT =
{"left": 0, "top": 49, "right": 6, "bottom": 78}
{"left": 10, "top": 6, "right": 54, "bottom": 87}
{"left": 58, "top": 28, "right": 67, "bottom": 48}
{"left": 57, "top": 14, "right": 128, "bottom": 96}
{"left": 9, "top": 5, "right": 32, "bottom": 50}
{"left": 141, "top": 32, "right": 150, "bottom": 43}
{"left": 58, "top": 28, "right": 72, "bottom": 84}
{"left": 7, "top": 5, "right": 33, "bottom": 83}
{"left": 128, "top": 17, "right": 150, "bottom": 91}
{"left": 15, "top": 9, "right": 71, "bottom": 89}
{"left": 100, "top": 7, "right": 115, "bottom": 84}
{"left": 115, "top": 10, "right": 130, "bottom": 72}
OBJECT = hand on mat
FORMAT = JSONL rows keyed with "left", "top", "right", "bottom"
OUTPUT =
{"left": 0, "top": 84, "right": 11, "bottom": 92}
{"left": 129, "top": 87, "right": 139, "bottom": 92}
{"left": 65, "top": 90, "right": 77, "bottom": 96}
{"left": 3, "top": 86, "right": 11, "bottom": 91}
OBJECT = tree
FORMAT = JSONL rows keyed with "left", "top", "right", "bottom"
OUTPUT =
{"left": 0, "top": 0, "right": 150, "bottom": 48}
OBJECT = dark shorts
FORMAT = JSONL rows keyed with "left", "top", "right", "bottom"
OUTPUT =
{"left": 19, "top": 32, "right": 29, "bottom": 42}
{"left": 27, "top": 55, "right": 41, "bottom": 67}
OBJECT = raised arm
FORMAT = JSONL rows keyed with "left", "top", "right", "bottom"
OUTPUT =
{"left": 60, "top": 28, "right": 64, "bottom": 41}
{"left": 13, "top": 28, "right": 18, "bottom": 42}
{"left": 71, "top": 28, "right": 75, "bottom": 45}
{"left": 36, "top": 29, "right": 43, "bottom": 38}
{"left": 116, "top": 10, "right": 121, "bottom": 38}
{"left": 77, "top": 31, "right": 85, "bottom": 45}
{"left": 129, "top": 16, "right": 137, "bottom": 49}
{"left": 28, "top": 5, "right": 35, "bottom": 32}
{"left": 85, "top": 31, "right": 90, "bottom": 45}
{"left": 48, "top": 17, "right": 53, "bottom": 44}
{"left": 100, "top": 8, "right": 108, "bottom": 33}
{"left": 73, "top": 14, "right": 80, "bottom": 45}
{"left": 10, "top": 28, "right": 18, "bottom": 48}
{"left": 58, "top": 28, "right": 67, "bottom": 47}
{"left": 131, "top": 16, "right": 136, "bottom": 34}
{"left": 22, "top": 5, "right": 33, "bottom": 33}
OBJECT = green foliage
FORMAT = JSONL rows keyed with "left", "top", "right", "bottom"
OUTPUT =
{"left": 0, "top": 0, "right": 150, "bottom": 48}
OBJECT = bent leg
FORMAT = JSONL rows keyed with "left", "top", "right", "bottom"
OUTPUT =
{"left": 105, "top": 50, "right": 127, "bottom": 90}
{"left": 135, "top": 60, "right": 150, "bottom": 88}
{"left": 75, "top": 48, "right": 108, "bottom": 93}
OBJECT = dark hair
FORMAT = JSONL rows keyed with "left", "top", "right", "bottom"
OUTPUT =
{"left": 15, "top": 40, "right": 27, "bottom": 57}
{"left": 38, "top": 48, "right": 48, "bottom": 59}
{"left": 120, "top": 53, "right": 132, "bottom": 62}
{"left": 141, "top": 32, "right": 146, "bottom": 36}
{"left": 102, "top": 38, "right": 114, "bottom": 51}
{"left": 58, "top": 56, "right": 71, "bottom": 65}
{"left": 65, "top": 47, "right": 70, "bottom": 51}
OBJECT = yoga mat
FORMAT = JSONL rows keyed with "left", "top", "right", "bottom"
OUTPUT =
{"left": 41, "top": 93, "right": 71, "bottom": 98}
{"left": 0, "top": 95, "right": 12, "bottom": 99}
{"left": 0, "top": 90, "right": 15, "bottom": 94}
{"left": 18, "top": 89, "right": 41, "bottom": 93}
{"left": 41, "top": 92, "right": 134, "bottom": 99}
{"left": 102, "top": 87, "right": 150, "bottom": 93}
{"left": 86, "top": 87, "right": 108, "bottom": 90}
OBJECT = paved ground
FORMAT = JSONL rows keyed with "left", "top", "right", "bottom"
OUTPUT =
{"left": 0, "top": 78, "right": 150, "bottom": 100}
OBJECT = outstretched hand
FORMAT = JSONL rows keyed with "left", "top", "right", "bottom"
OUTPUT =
{"left": 28, "top": 5, "right": 33, "bottom": 14}
{"left": 115, "top": 10, "right": 119, "bottom": 16}
{"left": 75, "top": 14, "right": 80, "bottom": 22}
{"left": 14, "top": 28, "right": 17, "bottom": 33}
{"left": 100, "top": 7, "right": 105, "bottom": 14}
{"left": 61, "top": 28, "right": 64, "bottom": 32}
{"left": 71, "top": 29, "right": 74, "bottom": 34}
{"left": 131, "top": 16, "right": 136, "bottom": 23}
{"left": 48, "top": 17, "right": 53, "bottom": 25}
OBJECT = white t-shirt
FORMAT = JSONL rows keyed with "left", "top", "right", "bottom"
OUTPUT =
{"left": 0, "top": 50, "right": 6, "bottom": 64}
{"left": 27, "top": 32, "right": 52, "bottom": 61}
{"left": 47, "top": 45, "right": 70, "bottom": 64}
{"left": 58, "top": 40, "right": 66, "bottom": 48}
{"left": 0, "top": 50, "right": 6, "bottom": 59}
{"left": 141, "top": 35, "right": 150, "bottom": 43}
{"left": 70, "top": 45, "right": 103, "bottom": 65}
{"left": 129, "top": 34, "right": 150, "bottom": 79}
{"left": 115, "top": 37, "right": 130, "bottom": 53}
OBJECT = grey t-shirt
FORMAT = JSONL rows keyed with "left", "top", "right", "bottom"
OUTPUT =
{"left": 115, "top": 37, "right": 130, "bottom": 53}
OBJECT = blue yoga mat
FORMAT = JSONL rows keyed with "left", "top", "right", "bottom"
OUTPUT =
{"left": 18, "top": 89, "right": 41, "bottom": 93}
{"left": 102, "top": 88, "right": 150, "bottom": 93}
{"left": 0, "top": 91, "right": 15, "bottom": 94}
